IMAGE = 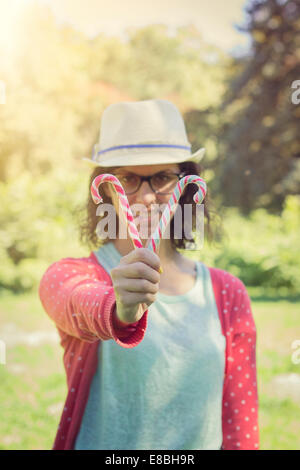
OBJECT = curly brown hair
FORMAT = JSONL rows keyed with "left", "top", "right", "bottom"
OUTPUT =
{"left": 76, "top": 161, "right": 224, "bottom": 253}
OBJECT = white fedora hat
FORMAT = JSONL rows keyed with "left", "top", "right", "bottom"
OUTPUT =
{"left": 82, "top": 99, "right": 205, "bottom": 167}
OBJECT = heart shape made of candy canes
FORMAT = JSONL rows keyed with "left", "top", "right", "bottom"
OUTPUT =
{"left": 91, "top": 173, "right": 207, "bottom": 254}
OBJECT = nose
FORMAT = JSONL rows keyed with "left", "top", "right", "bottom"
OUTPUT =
{"left": 134, "top": 180, "right": 157, "bottom": 206}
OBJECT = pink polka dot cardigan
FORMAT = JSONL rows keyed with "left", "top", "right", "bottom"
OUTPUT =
{"left": 38, "top": 252, "right": 260, "bottom": 450}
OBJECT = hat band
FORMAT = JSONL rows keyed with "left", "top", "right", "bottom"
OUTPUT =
{"left": 95, "top": 143, "right": 191, "bottom": 157}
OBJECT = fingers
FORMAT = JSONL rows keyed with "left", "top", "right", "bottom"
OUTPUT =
{"left": 119, "top": 291, "right": 157, "bottom": 306}
{"left": 116, "top": 278, "right": 159, "bottom": 294}
{"left": 111, "top": 248, "right": 162, "bottom": 324}
{"left": 112, "top": 262, "right": 161, "bottom": 284}
{"left": 119, "top": 247, "right": 162, "bottom": 273}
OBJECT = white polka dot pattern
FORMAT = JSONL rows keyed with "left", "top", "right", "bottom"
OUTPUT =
{"left": 216, "top": 270, "right": 259, "bottom": 450}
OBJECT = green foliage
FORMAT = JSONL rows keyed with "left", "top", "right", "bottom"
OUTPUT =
{"left": 217, "top": 0, "right": 300, "bottom": 213}
{"left": 0, "top": 170, "right": 87, "bottom": 293}
{"left": 197, "top": 195, "right": 300, "bottom": 294}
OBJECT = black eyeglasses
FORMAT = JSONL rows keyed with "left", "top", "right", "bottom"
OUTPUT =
{"left": 113, "top": 171, "right": 187, "bottom": 195}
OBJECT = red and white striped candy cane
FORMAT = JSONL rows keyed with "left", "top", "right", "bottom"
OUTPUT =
{"left": 146, "top": 174, "right": 207, "bottom": 253}
{"left": 91, "top": 173, "right": 143, "bottom": 249}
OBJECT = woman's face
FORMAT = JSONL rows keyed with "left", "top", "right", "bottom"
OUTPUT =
{"left": 103, "top": 163, "right": 181, "bottom": 240}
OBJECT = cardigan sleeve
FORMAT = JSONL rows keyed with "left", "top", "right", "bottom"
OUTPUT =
{"left": 221, "top": 279, "right": 259, "bottom": 450}
{"left": 38, "top": 256, "right": 148, "bottom": 348}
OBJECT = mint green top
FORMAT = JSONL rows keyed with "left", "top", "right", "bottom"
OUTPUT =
{"left": 74, "top": 241, "right": 225, "bottom": 450}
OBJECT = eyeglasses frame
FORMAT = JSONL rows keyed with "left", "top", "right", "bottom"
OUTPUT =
{"left": 113, "top": 171, "right": 188, "bottom": 195}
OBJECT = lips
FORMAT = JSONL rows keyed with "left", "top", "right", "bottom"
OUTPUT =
{"left": 134, "top": 212, "right": 160, "bottom": 221}
{"left": 137, "top": 217, "right": 153, "bottom": 224}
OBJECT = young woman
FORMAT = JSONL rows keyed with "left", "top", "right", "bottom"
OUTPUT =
{"left": 39, "top": 99, "right": 259, "bottom": 450}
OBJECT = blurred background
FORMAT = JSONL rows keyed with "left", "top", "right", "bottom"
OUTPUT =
{"left": 0, "top": 0, "right": 300, "bottom": 450}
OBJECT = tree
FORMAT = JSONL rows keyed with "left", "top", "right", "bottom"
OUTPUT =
{"left": 217, "top": 0, "right": 300, "bottom": 214}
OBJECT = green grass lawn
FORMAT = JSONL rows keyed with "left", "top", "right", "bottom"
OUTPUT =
{"left": 248, "top": 289, "right": 300, "bottom": 450}
{"left": 0, "top": 287, "right": 300, "bottom": 450}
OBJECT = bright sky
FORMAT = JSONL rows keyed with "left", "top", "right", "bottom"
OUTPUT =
{"left": 0, "top": 0, "right": 251, "bottom": 55}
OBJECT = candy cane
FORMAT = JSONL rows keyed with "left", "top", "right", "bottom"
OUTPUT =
{"left": 146, "top": 175, "right": 207, "bottom": 253}
{"left": 91, "top": 173, "right": 143, "bottom": 249}
{"left": 91, "top": 173, "right": 207, "bottom": 255}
